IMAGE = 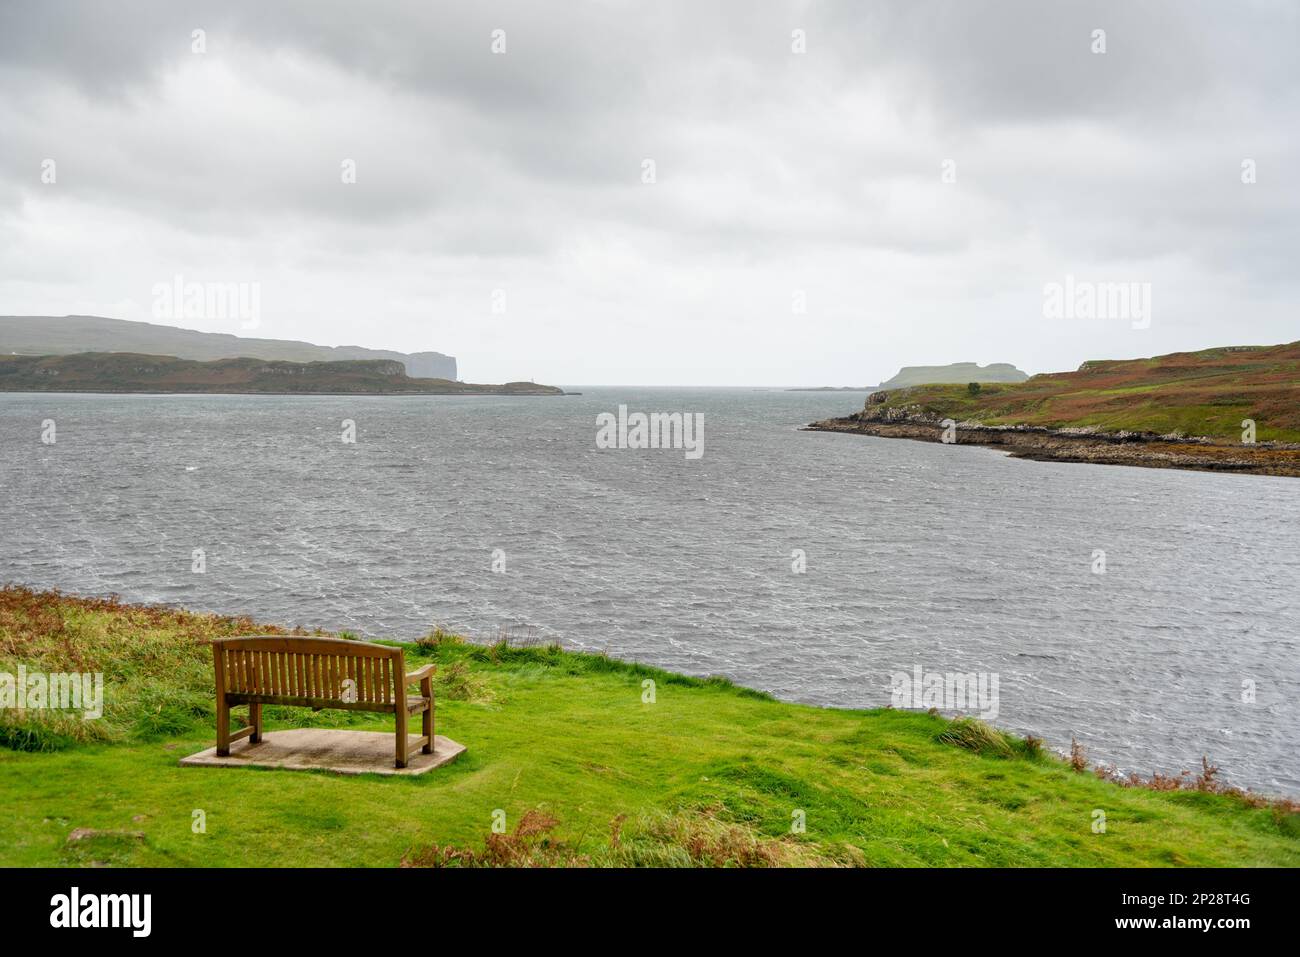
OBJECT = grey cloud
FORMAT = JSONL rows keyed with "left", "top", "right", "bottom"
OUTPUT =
{"left": 0, "top": 0, "right": 1296, "bottom": 384}
{"left": 818, "top": 0, "right": 1299, "bottom": 123}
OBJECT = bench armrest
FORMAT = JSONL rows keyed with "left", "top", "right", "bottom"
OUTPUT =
{"left": 405, "top": 664, "right": 437, "bottom": 685}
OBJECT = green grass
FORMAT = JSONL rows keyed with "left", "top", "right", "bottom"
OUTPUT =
{"left": 1, "top": 588, "right": 1296, "bottom": 867}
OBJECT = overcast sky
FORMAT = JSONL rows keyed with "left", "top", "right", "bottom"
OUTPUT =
{"left": 1, "top": 1, "right": 1296, "bottom": 385}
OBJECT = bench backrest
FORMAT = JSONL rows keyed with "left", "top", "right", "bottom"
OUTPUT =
{"left": 213, "top": 636, "right": 406, "bottom": 709}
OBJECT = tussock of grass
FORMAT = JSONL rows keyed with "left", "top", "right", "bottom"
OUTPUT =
{"left": 604, "top": 805, "right": 853, "bottom": 867}
{"left": 402, "top": 805, "right": 842, "bottom": 868}
{"left": 937, "top": 717, "right": 1018, "bottom": 758}
{"left": 414, "top": 627, "right": 462, "bottom": 652}
{"left": 430, "top": 660, "right": 493, "bottom": 703}
{"left": 402, "top": 809, "right": 582, "bottom": 867}
{"left": 62, "top": 828, "right": 147, "bottom": 868}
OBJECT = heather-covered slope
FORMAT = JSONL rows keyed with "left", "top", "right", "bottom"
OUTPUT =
{"left": 864, "top": 343, "right": 1300, "bottom": 442}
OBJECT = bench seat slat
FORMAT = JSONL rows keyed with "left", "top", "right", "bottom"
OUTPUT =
{"left": 226, "top": 692, "right": 403, "bottom": 713}
{"left": 221, "top": 693, "right": 430, "bottom": 714}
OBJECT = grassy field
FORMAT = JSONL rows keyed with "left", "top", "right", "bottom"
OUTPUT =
{"left": 1, "top": 587, "right": 1296, "bottom": 867}
{"left": 867, "top": 342, "right": 1300, "bottom": 442}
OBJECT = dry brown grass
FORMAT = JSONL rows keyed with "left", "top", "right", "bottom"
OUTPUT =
{"left": 401, "top": 809, "right": 586, "bottom": 868}
{"left": 1069, "top": 737, "right": 1088, "bottom": 772}
{"left": 401, "top": 804, "right": 849, "bottom": 868}
{"left": 627, "top": 804, "right": 827, "bottom": 867}
{"left": 0, "top": 584, "right": 296, "bottom": 666}
{"left": 0, "top": 586, "right": 337, "bottom": 749}
{"left": 1088, "top": 753, "right": 1300, "bottom": 813}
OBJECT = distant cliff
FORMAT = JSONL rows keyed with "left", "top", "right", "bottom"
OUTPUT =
{"left": 0, "top": 353, "right": 561, "bottom": 395}
{"left": 0, "top": 315, "right": 457, "bottom": 380}
{"left": 878, "top": 362, "right": 1028, "bottom": 389}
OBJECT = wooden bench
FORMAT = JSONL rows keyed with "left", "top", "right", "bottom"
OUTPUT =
{"left": 211, "top": 636, "right": 435, "bottom": 768}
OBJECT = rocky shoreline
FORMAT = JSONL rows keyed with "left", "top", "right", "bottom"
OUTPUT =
{"left": 805, "top": 412, "right": 1300, "bottom": 478}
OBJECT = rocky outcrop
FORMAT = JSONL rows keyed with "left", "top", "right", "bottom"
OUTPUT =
{"left": 806, "top": 412, "right": 1300, "bottom": 478}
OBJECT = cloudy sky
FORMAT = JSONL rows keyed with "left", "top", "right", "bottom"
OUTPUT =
{"left": 1, "top": 1, "right": 1296, "bottom": 385}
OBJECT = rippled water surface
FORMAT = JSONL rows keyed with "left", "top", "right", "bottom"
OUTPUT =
{"left": 2, "top": 389, "right": 1296, "bottom": 792}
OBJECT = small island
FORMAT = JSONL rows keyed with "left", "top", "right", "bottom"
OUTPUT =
{"left": 0, "top": 352, "right": 565, "bottom": 396}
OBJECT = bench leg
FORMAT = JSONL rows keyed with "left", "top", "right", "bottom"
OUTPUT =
{"left": 421, "top": 678, "right": 434, "bottom": 754}
{"left": 216, "top": 692, "right": 231, "bottom": 757}
{"left": 249, "top": 703, "right": 263, "bottom": 744}
{"left": 395, "top": 705, "right": 408, "bottom": 769}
